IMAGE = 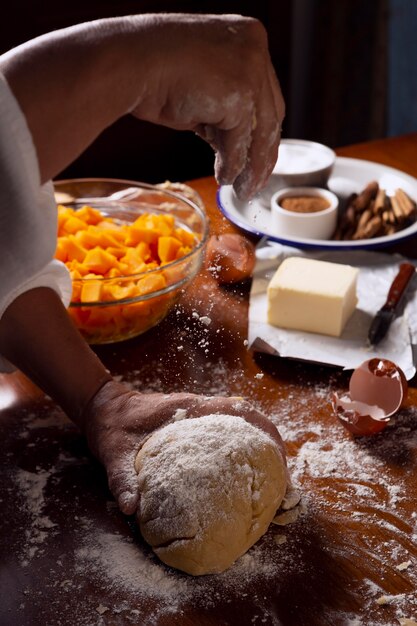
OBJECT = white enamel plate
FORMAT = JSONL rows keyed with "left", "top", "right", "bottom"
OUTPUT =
{"left": 217, "top": 157, "right": 417, "bottom": 250}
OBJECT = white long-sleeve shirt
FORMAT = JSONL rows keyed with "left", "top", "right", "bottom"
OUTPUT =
{"left": 0, "top": 74, "right": 72, "bottom": 372}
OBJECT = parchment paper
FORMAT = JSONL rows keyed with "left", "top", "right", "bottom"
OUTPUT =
{"left": 248, "top": 239, "right": 417, "bottom": 380}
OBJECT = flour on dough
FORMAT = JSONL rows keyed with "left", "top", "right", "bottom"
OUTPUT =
{"left": 135, "top": 414, "right": 287, "bottom": 575}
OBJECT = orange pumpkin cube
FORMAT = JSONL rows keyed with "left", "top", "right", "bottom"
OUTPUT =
{"left": 125, "top": 226, "right": 160, "bottom": 246}
{"left": 102, "top": 282, "right": 136, "bottom": 301}
{"left": 137, "top": 273, "right": 166, "bottom": 296}
{"left": 136, "top": 241, "right": 151, "bottom": 262}
{"left": 83, "top": 248, "right": 118, "bottom": 275}
{"left": 80, "top": 280, "right": 102, "bottom": 302}
{"left": 176, "top": 245, "right": 192, "bottom": 259}
{"left": 75, "top": 229, "right": 103, "bottom": 249}
{"left": 55, "top": 240, "right": 67, "bottom": 262}
{"left": 75, "top": 205, "right": 103, "bottom": 225}
{"left": 175, "top": 227, "right": 197, "bottom": 247}
{"left": 63, "top": 216, "right": 89, "bottom": 235}
{"left": 64, "top": 236, "right": 88, "bottom": 263}
{"left": 158, "top": 236, "right": 182, "bottom": 263}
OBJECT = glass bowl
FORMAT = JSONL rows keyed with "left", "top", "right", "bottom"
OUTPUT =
{"left": 53, "top": 178, "right": 208, "bottom": 344}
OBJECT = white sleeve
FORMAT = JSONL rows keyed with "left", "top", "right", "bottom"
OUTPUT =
{"left": 0, "top": 74, "right": 72, "bottom": 373}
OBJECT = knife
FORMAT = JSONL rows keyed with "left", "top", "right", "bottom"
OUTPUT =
{"left": 368, "top": 262, "right": 416, "bottom": 346}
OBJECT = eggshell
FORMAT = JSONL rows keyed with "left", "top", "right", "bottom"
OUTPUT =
{"left": 332, "top": 358, "right": 407, "bottom": 436}
{"left": 204, "top": 234, "right": 255, "bottom": 284}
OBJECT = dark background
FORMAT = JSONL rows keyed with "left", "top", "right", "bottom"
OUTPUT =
{"left": 0, "top": 0, "right": 415, "bottom": 184}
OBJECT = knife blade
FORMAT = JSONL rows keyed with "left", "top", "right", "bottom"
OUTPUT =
{"left": 368, "top": 262, "right": 416, "bottom": 346}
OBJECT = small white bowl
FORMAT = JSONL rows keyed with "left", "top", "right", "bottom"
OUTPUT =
{"left": 259, "top": 139, "right": 336, "bottom": 206}
{"left": 270, "top": 187, "right": 339, "bottom": 240}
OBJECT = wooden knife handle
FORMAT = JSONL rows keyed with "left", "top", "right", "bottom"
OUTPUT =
{"left": 385, "top": 262, "right": 415, "bottom": 309}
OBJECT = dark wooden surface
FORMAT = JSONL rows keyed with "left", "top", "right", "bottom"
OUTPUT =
{"left": 1, "top": 135, "right": 417, "bottom": 625}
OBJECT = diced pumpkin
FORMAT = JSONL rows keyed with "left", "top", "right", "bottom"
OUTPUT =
{"left": 121, "top": 300, "right": 152, "bottom": 320}
{"left": 93, "top": 230, "right": 122, "bottom": 249}
{"left": 69, "top": 269, "right": 82, "bottom": 280}
{"left": 102, "top": 282, "right": 136, "bottom": 301}
{"left": 75, "top": 229, "right": 103, "bottom": 249}
{"left": 80, "top": 280, "right": 102, "bottom": 302}
{"left": 119, "top": 248, "right": 148, "bottom": 274}
{"left": 106, "top": 246, "right": 126, "bottom": 259}
{"left": 137, "top": 273, "right": 166, "bottom": 296}
{"left": 125, "top": 226, "right": 160, "bottom": 246}
{"left": 135, "top": 241, "right": 151, "bottom": 261}
{"left": 75, "top": 205, "right": 103, "bottom": 225}
{"left": 70, "top": 280, "right": 82, "bottom": 301}
{"left": 55, "top": 203, "right": 198, "bottom": 342}
{"left": 64, "top": 236, "right": 88, "bottom": 263}
{"left": 67, "top": 260, "right": 91, "bottom": 277}
{"left": 99, "top": 221, "right": 127, "bottom": 240}
{"left": 87, "top": 306, "right": 119, "bottom": 328}
{"left": 57, "top": 213, "right": 69, "bottom": 236}
{"left": 133, "top": 213, "right": 175, "bottom": 236}
{"left": 62, "top": 216, "right": 89, "bottom": 235}
{"left": 175, "top": 228, "right": 197, "bottom": 247}
{"left": 83, "top": 248, "right": 118, "bottom": 275}
{"left": 106, "top": 267, "right": 122, "bottom": 278}
{"left": 158, "top": 236, "right": 182, "bottom": 263}
{"left": 55, "top": 240, "right": 67, "bottom": 262}
{"left": 176, "top": 245, "right": 192, "bottom": 259}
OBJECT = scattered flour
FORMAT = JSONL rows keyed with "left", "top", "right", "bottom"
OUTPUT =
{"left": 376, "top": 593, "right": 407, "bottom": 605}
{"left": 172, "top": 408, "right": 187, "bottom": 422}
{"left": 14, "top": 467, "right": 57, "bottom": 562}
{"left": 4, "top": 359, "right": 417, "bottom": 625}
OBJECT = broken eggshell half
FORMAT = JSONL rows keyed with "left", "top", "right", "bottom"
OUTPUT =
{"left": 332, "top": 358, "right": 408, "bottom": 436}
{"left": 204, "top": 233, "right": 256, "bottom": 284}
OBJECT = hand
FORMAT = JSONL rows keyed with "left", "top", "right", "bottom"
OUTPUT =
{"left": 131, "top": 14, "right": 285, "bottom": 200}
{"left": 82, "top": 380, "right": 287, "bottom": 515}
{"left": 2, "top": 14, "right": 284, "bottom": 199}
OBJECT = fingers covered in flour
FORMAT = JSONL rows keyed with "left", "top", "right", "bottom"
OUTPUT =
{"left": 209, "top": 20, "right": 284, "bottom": 200}
{"left": 128, "top": 14, "right": 284, "bottom": 201}
{"left": 106, "top": 456, "right": 140, "bottom": 515}
{"left": 232, "top": 35, "right": 284, "bottom": 200}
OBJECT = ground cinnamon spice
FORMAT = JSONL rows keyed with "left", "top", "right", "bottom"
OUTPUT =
{"left": 280, "top": 196, "right": 330, "bottom": 214}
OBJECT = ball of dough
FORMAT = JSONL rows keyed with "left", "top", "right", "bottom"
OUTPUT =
{"left": 134, "top": 414, "right": 287, "bottom": 576}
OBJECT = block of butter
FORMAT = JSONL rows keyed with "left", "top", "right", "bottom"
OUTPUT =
{"left": 267, "top": 257, "right": 359, "bottom": 337}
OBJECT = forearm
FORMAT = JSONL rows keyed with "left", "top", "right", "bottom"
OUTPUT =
{"left": 0, "top": 286, "right": 111, "bottom": 426}
{"left": 0, "top": 14, "right": 284, "bottom": 199}
{"left": 0, "top": 15, "right": 159, "bottom": 183}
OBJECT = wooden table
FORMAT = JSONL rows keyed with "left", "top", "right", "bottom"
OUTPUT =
{"left": 1, "top": 135, "right": 417, "bottom": 626}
